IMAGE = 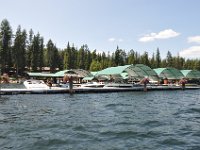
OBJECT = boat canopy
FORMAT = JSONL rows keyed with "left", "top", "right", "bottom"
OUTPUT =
{"left": 96, "top": 64, "right": 159, "bottom": 81}
{"left": 27, "top": 69, "right": 92, "bottom": 78}
{"left": 69, "top": 69, "right": 92, "bottom": 78}
{"left": 53, "top": 70, "right": 69, "bottom": 77}
{"left": 82, "top": 76, "right": 95, "bottom": 81}
{"left": 59, "top": 69, "right": 92, "bottom": 78}
{"left": 26, "top": 72, "right": 54, "bottom": 77}
{"left": 181, "top": 70, "right": 200, "bottom": 79}
{"left": 154, "top": 67, "right": 184, "bottom": 80}
{"left": 120, "top": 72, "right": 129, "bottom": 79}
{"left": 26, "top": 70, "right": 70, "bottom": 78}
{"left": 96, "top": 65, "right": 131, "bottom": 75}
{"left": 127, "top": 64, "right": 160, "bottom": 81}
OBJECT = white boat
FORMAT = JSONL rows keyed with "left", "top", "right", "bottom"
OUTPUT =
{"left": 103, "top": 83, "right": 143, "bottom": 89}
{"left": 80, "top": 82, "right": 105, "bottom": 88}
{"left": 24, "top": 80, "right": 49, "bottom": 89}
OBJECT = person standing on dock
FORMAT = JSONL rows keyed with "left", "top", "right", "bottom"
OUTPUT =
{"left": 47, "top": 79, "right": 52, "bottom": 89}
{"left": 140, "top": 77, "right": 150, "bottom": 92}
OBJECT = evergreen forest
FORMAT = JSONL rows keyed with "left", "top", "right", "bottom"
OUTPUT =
{"left": 0, "top": 19, "right": 200, "bottom": 77}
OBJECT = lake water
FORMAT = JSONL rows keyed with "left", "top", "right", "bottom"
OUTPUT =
{"left": 0, "top": 86, "right": 200, "bottom": 149}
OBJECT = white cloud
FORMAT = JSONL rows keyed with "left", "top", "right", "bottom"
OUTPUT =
{"left": 179, "top": 46, "right": 200, "bottom": 58}
{"left": 187, "top": 36, "right": 200, "bottom": 44}
{"left": 108, "top": 38, "right": 124, "bottom": 42}
{"left": 108, "top": 38, "right": 116, "bottom": 42}
{"left": 139, "top": 36, "right": 155, "bottom": 42}
{"left": 118, "top": 38, "right": 124, "bottom": 42}
{"left": 139, "top": 29, "right": 180, "bottom": 42}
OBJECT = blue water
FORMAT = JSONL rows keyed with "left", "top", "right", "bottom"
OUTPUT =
{"left": 0, "top": 88, "right": 200, "bottom": 150}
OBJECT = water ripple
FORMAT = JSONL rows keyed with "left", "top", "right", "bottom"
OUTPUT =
{"left": 0, "top": 90, "right": 200, "bottom": 149}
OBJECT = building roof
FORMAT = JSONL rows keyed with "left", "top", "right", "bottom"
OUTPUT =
{"left": 181, "top": 70, "right": 200, "bottom": 79}
{"left": 154, "top": 68, "right": 184, "bottom": 80}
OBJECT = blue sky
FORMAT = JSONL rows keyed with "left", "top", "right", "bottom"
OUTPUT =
{"left": 1, "top": 0, "right": 200, "bottom": 59}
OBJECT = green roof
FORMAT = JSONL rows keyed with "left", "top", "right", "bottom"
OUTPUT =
{"left": 181, "top": 70, "right": 200, "bottom": 79}
{"left": 154, "top": 68, "right": 184, "bottom": 80}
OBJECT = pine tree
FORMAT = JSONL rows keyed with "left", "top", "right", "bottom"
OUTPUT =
{"left": 114, "top": 46, "right": 121, "bottom": 66}
{"left": 193, "top": 59, "right": 200, "bottom": 70}
{"left": 27, "top": 29, "right": 34, "bottom": 70}
{"left": 0, "top": 19, "right": 12, "bottom": 73}
{"left": 77, "top": 45, "right": 85, "bottom": 69}
{"left": 141, "top": 51, "right": 150, "bottom": 66}
{"left": 166, "top": 51, "right": 173, "bottom": 67}
{"left": 85, "top": 48, "right": 92, "bottom": 70}
{"left": 101, "top": 52, "right": 108, "bottom": 69}
{"left": 127, "top": 49, "right": 135, "bottom": 65}
{"left": 134, "top": 52, "right": 140, "bottom": 64}
{"left": 13, "top": 26, "right": 27, "bottom": 76}
{"left": 38, "top": 36, "right": 44, "bottom": 71}
{"left": 30, "top": 35, "right": 40, "bottom": 71}
{"left": 114, "top": 46, "right": 125, "bottom": 66}
{"left": 13, "top": 25, "right": 22, "bottom": 75}
{"left": 46, "top": 39, "right": 55, "bottom": 72}
{"left": 150, "top": 52, "right": 156, "bottom": 68}
{"left": 71, "top": 44, "right": 77, "bottom": 69}
{"left": 155, "top": 48, "right": 161, "bottom": 68}
{"left": 63, "top": 42, "right": 71, "bottom": 69}
{"left": 90, "top": 60, "right": 102, "bottom": 71}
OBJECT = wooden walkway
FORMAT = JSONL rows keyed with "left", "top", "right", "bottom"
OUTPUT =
{"left": 0, "top": 85, "right": 200, "bottom": 95}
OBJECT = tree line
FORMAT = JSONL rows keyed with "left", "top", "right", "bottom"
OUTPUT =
{"left": 0, "top": 19, "right": 200, "bottom": 77}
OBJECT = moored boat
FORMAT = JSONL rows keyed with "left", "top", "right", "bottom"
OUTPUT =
{"left": 80, "top": 82, "right": 105, "bottom": 88}
{"left": 24, "top": 79, "right": 49, "bottom": 89}
{"left": 103, "top": 83, "right": 143, "bottom": 88}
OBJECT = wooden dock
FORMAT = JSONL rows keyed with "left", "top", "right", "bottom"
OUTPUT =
{"left": 0, "top": 85, "right": 200, "bottom": 95}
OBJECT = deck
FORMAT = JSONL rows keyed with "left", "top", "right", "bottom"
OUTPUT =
{"left": 0, "top": 85, "right": 200, "bottom": 95}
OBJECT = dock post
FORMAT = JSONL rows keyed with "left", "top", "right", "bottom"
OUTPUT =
{"left": 144, "top": 82, "right": 147, "bottom": 92}
{"left": 69, "top": 76, "right": 74, "bottom": 94}
{"left": 179, "top": 78, "right": 186, "bottom": 90}
{"left": 140, "top": 77, "right": 149, "bottom": 92}
{"left": 181, "top": 82, "right": 185, "bottom": 90}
